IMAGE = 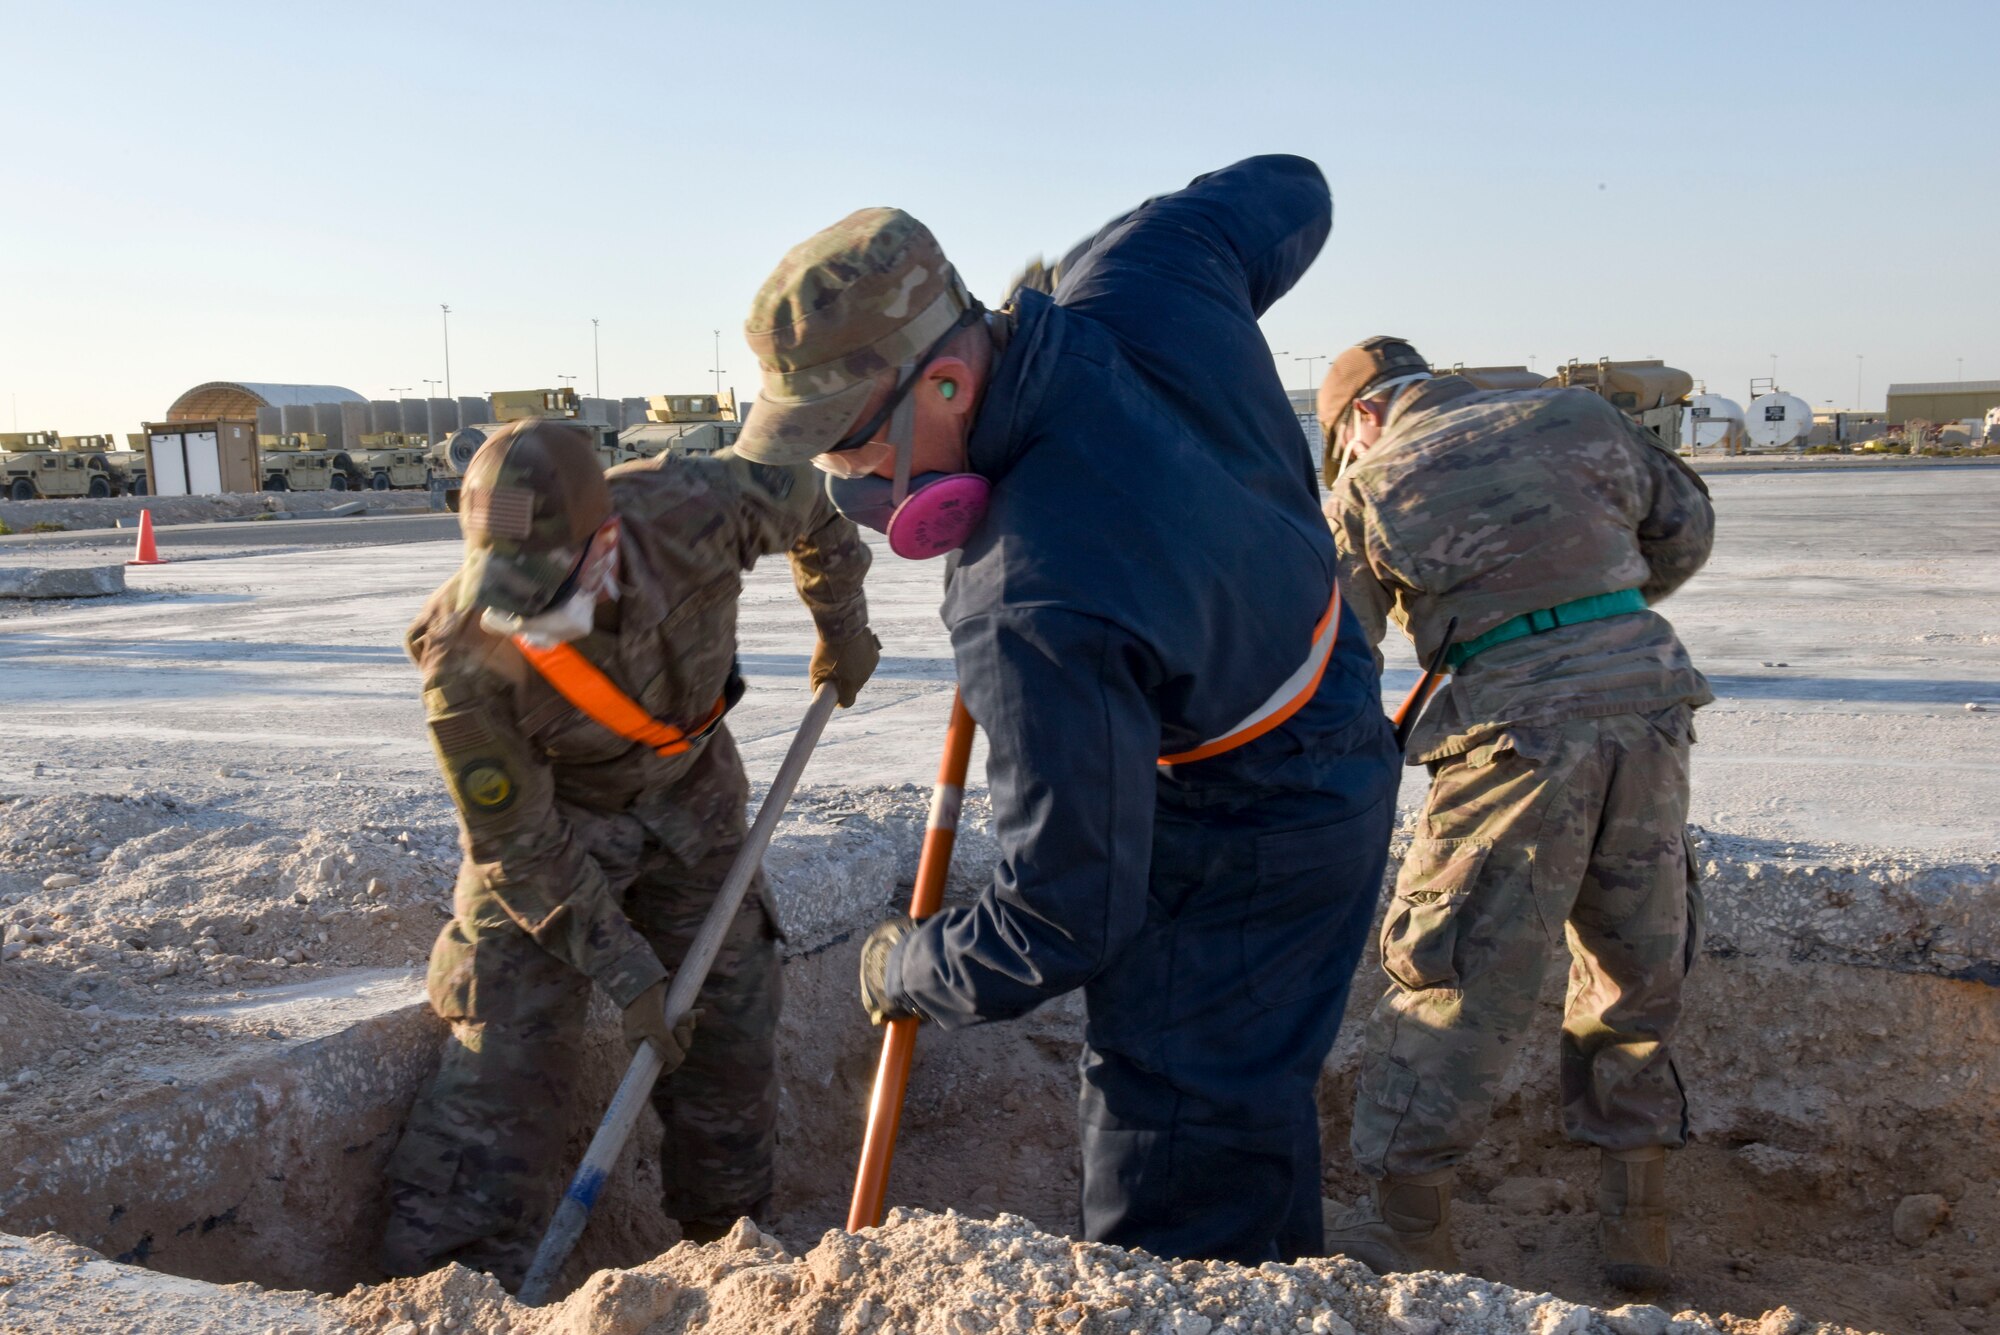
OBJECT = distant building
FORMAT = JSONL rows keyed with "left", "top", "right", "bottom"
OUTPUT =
{"left": 1884, "top": 380, "right": 2000, "bottom": 426}
{"left": 164, "top": 382, "right": 367, "bottom": 422}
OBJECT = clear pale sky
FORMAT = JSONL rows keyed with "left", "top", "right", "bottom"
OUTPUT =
{"left": 5, "top": 0, "right": 1995, "bottom": 433}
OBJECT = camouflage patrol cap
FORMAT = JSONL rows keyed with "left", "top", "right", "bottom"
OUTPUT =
{"left": 1319, "top": 336, "right": 1431, "bottom": 432}
{"left": 735, "top": 207, "right": 975, "bottom": 465}
{"left": 455, "top": 419, "right": 611, "bottom": 616}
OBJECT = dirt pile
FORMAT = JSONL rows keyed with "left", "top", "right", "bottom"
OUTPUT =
{"left": 331, "top": 1211, "right": 1869, "bottom": 1335}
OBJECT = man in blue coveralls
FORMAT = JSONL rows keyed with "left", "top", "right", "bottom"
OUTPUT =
{"left": 732, "top": 156, "right": 1401, "bottom": 1264}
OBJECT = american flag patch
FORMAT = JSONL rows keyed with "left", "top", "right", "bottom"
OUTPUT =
{"left": 463, "top": 486, "right": 535, "bottom": 539}
{"left": 431, "top": 710, "right": 495, "bottom": 754}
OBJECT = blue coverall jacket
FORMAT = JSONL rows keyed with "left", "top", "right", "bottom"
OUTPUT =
{"left": 885, "top": 154, "right": 1402, "bottom": 1263}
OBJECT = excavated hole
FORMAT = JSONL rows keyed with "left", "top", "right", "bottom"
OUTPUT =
{"left": 3, "top": 801, "right": 1995, "bottom": 1335}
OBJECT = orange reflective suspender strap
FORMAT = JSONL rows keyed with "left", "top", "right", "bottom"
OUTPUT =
{"left": 1157, "top": 581, "right": 1343, "bottom": 768}
{"left": 512, "top": 638, "right": 728, "bottom": 758}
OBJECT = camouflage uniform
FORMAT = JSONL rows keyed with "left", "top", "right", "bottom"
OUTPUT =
{"left": 1326, "top": 375, "right": 1714, "bottom": 1178}
{"left": 381, "top": 448, "right": 871, "bottom": 1282}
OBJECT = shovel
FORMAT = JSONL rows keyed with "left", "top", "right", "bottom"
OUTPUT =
{"left": 846, "top": 688, "right": 978, "bottom": 1230}
{"left": 517, "top": 683, "right": 841, "bottom": 1306}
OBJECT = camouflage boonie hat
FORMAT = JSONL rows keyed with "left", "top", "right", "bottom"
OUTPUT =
{"left": 455, "top": 420, "right": 611, "bottom": 616}
{"left": 735, "top": 207, "right": 975, "bottom": 465}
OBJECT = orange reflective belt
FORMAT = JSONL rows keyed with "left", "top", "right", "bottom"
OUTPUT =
{"left": 513, "top": 637, "right": 728, "bottom": 758}
{"left": 1158, "top": 581, "right": 1343, "bottom": 767}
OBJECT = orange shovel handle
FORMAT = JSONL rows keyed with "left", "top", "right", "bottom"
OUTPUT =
{"left": 846, "top": 690, "right": 977, "bottom": 1231}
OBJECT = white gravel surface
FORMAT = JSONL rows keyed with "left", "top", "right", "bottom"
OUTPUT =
{"left": 0, "top": 469, "right": 1993, "bottom": 854}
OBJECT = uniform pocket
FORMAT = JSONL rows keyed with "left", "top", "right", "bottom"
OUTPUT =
{"left": 1240, "top": 799, "right": 1393, "bottom": 1008}
{"left": 1380, "top": 837, "right": 1491, "bottom": 991}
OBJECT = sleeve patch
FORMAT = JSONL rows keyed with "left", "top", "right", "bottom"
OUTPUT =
{"left": 455, "top": 759, "right": 518, "bottom": 813}
{"left": 431, "top": 710, "right": 495, "bottom": 755}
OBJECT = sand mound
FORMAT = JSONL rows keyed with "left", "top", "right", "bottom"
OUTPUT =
{"left": 329, "top": 1211, "right": 1872, "bottom": 1335}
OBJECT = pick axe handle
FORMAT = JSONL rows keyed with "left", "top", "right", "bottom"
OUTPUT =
{"left": 517, "top": 683, "right": 841, "bottom": 1306}
{"left": 846, "top": 689, "right": 977, "bottom": 1232}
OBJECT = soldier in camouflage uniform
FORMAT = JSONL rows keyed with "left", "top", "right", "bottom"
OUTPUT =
{"left": 379, "top": 419, "right": 877, "bottom": 1287}
{"left": 1317, "top": 338, "right": 1714, "bottom": 1291}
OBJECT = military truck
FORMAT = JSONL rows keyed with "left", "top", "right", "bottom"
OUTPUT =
{"left": 1, "top": 431, "right": 120, "bottom": 500}
{"left": 434, "top": 387, "right": 636, "bottom": 507}
{"left": 258, "top": 433, "right": 357, "bottom": 492}
{"left": 59, "top": 435, "right": 146, "bottom": 496}
{"left": 1546, "top": 358, "right": 1691, "bottom": 452}
{"left": 619, "top": 391, "right": 743, "bottom": 459}
{"left": 352, "top": 433, "right": 432, "bottom": 490}
{"left": 109, "top": 434, "right": 150, "bottom": 495}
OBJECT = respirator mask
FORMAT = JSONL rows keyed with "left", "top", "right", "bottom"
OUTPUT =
{"left": 1329, "top": 372, "right": 1433, "bottom": 482}
{"left": 479, "top": 528, "right": 621, "bottom": 648}
{"left": 814, "top": 312, "right": 991, "bottom": 560}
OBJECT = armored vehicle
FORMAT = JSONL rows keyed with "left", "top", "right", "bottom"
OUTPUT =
{"left": 618, "top": 391, "right": 743, "bottom": 459}
{"left": 435, "top": 386, "right": 633, "bottom": 479}
{"left": 258, "top": 433, "right": 356, "bottom": 491}
{"left": 109, "top": 434, "right": 150, "bottom": 494}
{"left": 352, "top": 433, "right": 433, "bottom": 489}
{"left": 1546, "top": 358, "right": 1692, "bottom": 452}
{"left": 60, "top": 435, "right": 145, "bottom": 496}
{"left": 1, "top": 431, "right": 120, "bottom": 500}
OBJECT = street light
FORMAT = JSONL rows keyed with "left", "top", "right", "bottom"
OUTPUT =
{"left": 422, "top": 379, "right": 441, "bottom": 398}
{"left": 440, "top": 305, "right": 453, "bottom": 400}
{"left": 1856, "top": 354, "right": 1864, "bottom": 410}
{"left": 389, "top": 386, "right": 412, "bottom": 397}
{"left": 710, "top": 329, "right": 726, "bottom": 398}
{"left": 1294, "top": 354, "right": 1328, "bottom": 394}
{"left": 592, "top": 318, "right": 601, "bottom": 399}
{"left": 557, "top": 374, "right": 577, "bottom": 389}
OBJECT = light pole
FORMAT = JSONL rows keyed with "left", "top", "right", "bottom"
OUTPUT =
{"left": 710, "top": 329, "right": 726, "bottom": 398}
{"left": 440, "top": 304, "right": 453, "bottom": 400}
{"left": 1957, "top": 356, "right": 1964, "bottom": 383}
{"left": 422, "top": 379, "right": 441, "bottom": 399}
{"left": 389, "top": 386, "right": 412, "bottom": 398}
{"left": 1769, "top": 353, "right": 1778, "bottom": 386}
{"left": 592, "top": 318, "right": 601, "bottom": 399}
{"left": 557, "top": 374, "right": 577, "bottom": 390}
{"left": 1855, "top": 355, "right": 1864, "bottom": 410}
{"left": 1295, "top": 354, "right": 1328, "bottom": 394}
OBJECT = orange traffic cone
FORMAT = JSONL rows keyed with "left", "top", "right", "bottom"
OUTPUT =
{"left": 127, "top": 508, "right": 165, "bottom": 565}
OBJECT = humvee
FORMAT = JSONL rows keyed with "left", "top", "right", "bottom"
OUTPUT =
{"left": 352, "top": 433, "right": 432, "bottom": 489}
{"left": 1, "top": 431, "right": 119, "bottom": 500}
{"left": 258, "top": 433, "right": 356, "bottom": 491}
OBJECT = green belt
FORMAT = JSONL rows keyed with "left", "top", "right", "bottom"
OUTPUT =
{"left": 1444, "top": 589, "right": 1647, "bottom": 670}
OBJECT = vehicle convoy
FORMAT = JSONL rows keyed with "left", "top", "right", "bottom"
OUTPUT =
{"left": 1, "top": 431, "right": 123, "bottom": 500}
{"left": 257, "top": 433, "right": 356, "bottom": 492}
{"left": 351, "top": 433, "right": 432, "bottom": 490}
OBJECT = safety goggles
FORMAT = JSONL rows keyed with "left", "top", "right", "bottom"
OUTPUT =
{"left": 811, "top": 305, "right": 984, "bottom": 487}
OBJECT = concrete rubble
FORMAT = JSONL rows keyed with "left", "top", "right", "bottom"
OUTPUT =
{"left": 0, "top": 564, "right": 126, "bottom": 599}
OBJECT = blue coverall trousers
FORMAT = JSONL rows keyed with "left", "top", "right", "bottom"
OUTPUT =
{"left": 1077, "top": 786, "right": 1395, "bottom": 1264}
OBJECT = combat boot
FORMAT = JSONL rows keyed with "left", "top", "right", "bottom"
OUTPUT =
{"left": 1323, "top": 1170, "right": 1459, "bottom": 1275}
{"left": 1599, "top": 1146, "right": 1672, "bottom": 1291}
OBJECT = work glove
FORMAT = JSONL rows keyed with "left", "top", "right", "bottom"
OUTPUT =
{"left": 859, "top": 915, "right": 919, "bottom": 1026}
{"left": 810, "top": 629, "right": 882, "bottom": 708}
{"left": 620, "top": 980, "right": 700, "bottom": 1073}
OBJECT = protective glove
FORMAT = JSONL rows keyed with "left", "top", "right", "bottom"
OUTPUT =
{"left": 810, "top": 629, "right": 882, "bottom": 708}
{"left": 858, "top": 915, "right": 918, "bottom": 1026}
{"left": 620, "top": 979, "right": 700, "bottom": 1073}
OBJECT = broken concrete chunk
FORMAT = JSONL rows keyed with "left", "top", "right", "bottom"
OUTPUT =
{"left": 0, "top": 565, "right": 126, "bottom": 599}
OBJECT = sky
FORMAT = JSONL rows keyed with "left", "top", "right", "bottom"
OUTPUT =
{"left": 4, "top": 0, "right": 1996, "bottom": 433}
